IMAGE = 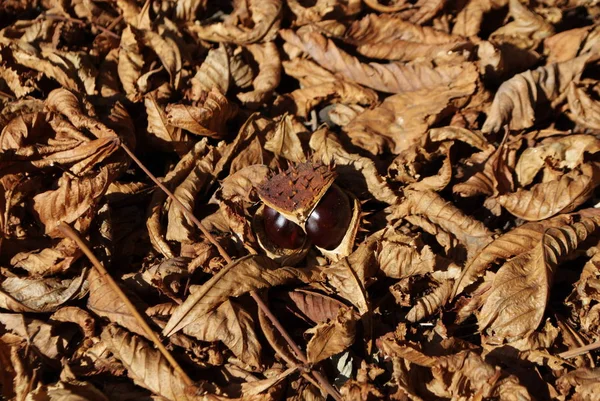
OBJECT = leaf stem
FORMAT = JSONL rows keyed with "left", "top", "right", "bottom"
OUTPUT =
{"left": 120, "top": 143, "right": 343, "bottom": 401}
{"left": 558, "top": 340, "right": 600, "bottom": 359}
{"left": 44, "top": 13, "right": 120, "bottom": 39}
{"left": 57, "top": 222, "right": 194, "bottom": 386}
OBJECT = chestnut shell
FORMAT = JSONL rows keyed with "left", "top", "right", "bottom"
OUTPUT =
{"left": 263, "top": 205, "right": 306, "bottom": 250}
{"left": 305, "top": 185, "right": 352, "bottom": 250}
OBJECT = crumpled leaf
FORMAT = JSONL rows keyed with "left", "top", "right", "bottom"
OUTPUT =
{"left": 0, "top": 271, "right": 87, "bottom": 313}
{"left": 100, "top": 324, "right": 206, "bottom": 401}
{"left": 144, "top": 91, "right": 190, "bottom": 154}
{"left": 237, "top": 42, "right": 281, "bottom": 107}
{"left": 567, "top": 81, "right": 600, "bottom": 130}
{"left": 376, "top": 232, "right": 436, "bottom": 279}
{"left": 117, "top": 26, "right": 144, "bottom": 101}
{"left": 190, "top": 44, "right": 231, "bottom": 95}
{"left": 497, "top": 164, "right": 599, "bottom": 221}
{"left": 141, "top": 23, "right": 182, "bottom": 90}
{"left": 452, "top": 214, "right": 572, "bottom": 298}
{"left": 406, "top": 280, "right": 454, "bottom": 322}
{"left": 188, "top": 0, "right": 282, "bottom": 44}
{"left": 166, "top": 88, "right": 238, "bottom": 138}
{"left": 452, "top": 0, "right": 508, "bottom": 37}
{"left": 0, "top": 313, "right": 71, "bottom": 360}
{"left": 263, "top": 114, "right": 307, "bottom": 163}
{"left": 166, "top": 146, "right": 218, "bottom": 242}
{"left": 544, "top": 26, "right": 594, "bottom": 64}
{"left": 281, "top": 29, "right": 478, "bottom": 94}
{"left": 87, "top": 268, "right": 153, "bottom": 340}
{"left": 453, "top": 134, "right": 514, "bottom": 205}
{"left": 556, "top": 367, "right": 600, "bottom": 399}
{"left": 183, "top": 299, "right": 262, "bottom": 368}
{"left": 163, "top": 255, "right": 318, "bottom": 336}
{"left": 7, "top": 41, "right": 97, "bottom": 95}
{"left": 482, "top": 54, "right": 592, "bottom": 134}
{"left": 27, "top": 379, "right": 110, "bottom": 401}
{"left": 334, "top": 13, "right": 470, "bottom": 61}
{"left": 489, "top": 0, "right": 554, "bottom": 50}
{"left": 342, "top": 66, "right": 478, "bottom": 155}
{"left": 33, "top": 168, "right": 110, "bottom": 237}
{"left": 390, "top": 190, "right": 493, "bottom": 257}
{"left": 289, "top": 0, "right": 361, "bottom": 26}
{"left": 10, "top": 237, "right": 81, "bottom": 276}
{"left": 309, "top": 127, "right": 398, "bottom": 204}
{"left": 479, "top": 211, "right": 600, "bottom": 342}
{"left": 147, "top": 139, "right": 217, "bottom": 258}
{"left": 322, "top": 239, "right": 378, "bottom": 315}
{"left": 277, "top": 289, "right": 347, "bottom": 324}
{"left": 515, "top": 134, "right": 600, "bottom": 186}
{"left": 306, "top": 307, "right": 358, "bottom": 363}
{"left": 379, "top": 338, "right": 529, "bottom": 399}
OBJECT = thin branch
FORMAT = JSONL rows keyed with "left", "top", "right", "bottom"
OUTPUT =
{"left": 57, "top": 222, "right": 194, "bottom": 387}
{"left": 44, "top": 13, "right": 120, "bottom": 39}
{"left": 120, "top": 143, "right": 343, "bottom": 401}
{"left": 558, "top": 340, "right": 600, "bottom": 359}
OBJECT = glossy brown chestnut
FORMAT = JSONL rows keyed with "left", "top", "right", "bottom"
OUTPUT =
{"left": 263, "top": 205, "right": 306, "bottom": 249}
{"left": 305, "top": 185, "right": 352, "bottom": 250}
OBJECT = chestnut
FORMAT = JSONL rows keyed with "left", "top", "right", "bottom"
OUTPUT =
{"left": 263, "top": 205, "right": 306, "bottom": 249}
{"left": 305, "top": 185, "right": 352, "bottom": 250}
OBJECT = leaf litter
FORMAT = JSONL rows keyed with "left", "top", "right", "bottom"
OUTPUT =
{"left": 1, "top": 1, "right": 600, "bottom": 400}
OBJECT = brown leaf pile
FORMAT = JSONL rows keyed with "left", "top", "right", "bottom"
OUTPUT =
{"left": 1, "top": 1, "right": 600, "bottom": 400}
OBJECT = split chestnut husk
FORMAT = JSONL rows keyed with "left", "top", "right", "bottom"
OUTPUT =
{"left": 255, "top": 162, "right": 361, "bottom": 261}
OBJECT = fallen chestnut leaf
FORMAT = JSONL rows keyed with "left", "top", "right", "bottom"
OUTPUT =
{"left": 1, "top": 1, "right": 600, "bottom": 400}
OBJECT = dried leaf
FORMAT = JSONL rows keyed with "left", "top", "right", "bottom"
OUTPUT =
{"left": 453, "top": 0, "right": 507, "bottom": 37}
{"left": 51, "top": 306, "right": 96, "bottom": 339}
{"left": 489, "top": 0, "right": 554, "bottom": 50}
{"left": 281, "top": 29, "right": 478, "bottom": 94}
{"left": 339, "top": 13, "right": 469, "bottom": 62}
{"left": 322, "top": 239, "right": 378, "bottom": 315}
{"left": 27, "top": 379, "right": 110, "bottom": 401}
{"left": 141, "top": 24, "right": 182, "bottom": 90}
{"left": 163, "top": 255, "right": 318, "bottom": 336}
{"left": 567, "top": 81, "right": 600, "bottom": 130}
{"left": 497, "top": 164, "right": 599, "bottom": 221}
{"left": 479, "top": 212, "right": 600, "bottom": 341}
{"left": 237, "top": 42, "right": 281, "bottom": 107}
{"left": 0, "top": 313, "right": 70, "bottom": 360}
{"left": 0, "top": 272, "right": 87, "bottom": 313}
{"left": 310, "top": 128, "right": 398, "bottom": 204}
{"left": 278, "top": 289, "right": 347, "bottom": 324}
{"left": 87, "top": 269, "right": 152, "bottom": 340}
{"left": 544, "top": 26, "right": 593, "bottom": 64}
{"left": 100, "top": 324, "right": 203, "bottom": 401}
{"left": 144, "top": 93, "right": 190, "bottom": 154}
{"left": 406, "top": 280, "right": 453, "bottom": 322}
{"left": 188, "top": 0, "right": 282, "bottom": 44}
{"left": 33, "top": 168, "right": 110, "bottom": 237}
{"left": 10, "top": 237, "right": 81, "bottom": 276}
{"left": 166, "top": 88, "right": 238, "bottom": 138}
{"left": 166, "top": 147, "right": 217, "bottom": 242}
{"left": 343, "top": 68, "right": 477, "bottom": 154}
{"left": 183, "top": 299, "right": 262, "bottom": 368}
{"left": 118, "top": 26, "right": 144, "bottom": 101}
{"left": 377, "top": 233, "right": 436, "bottom": 279}
{"left": 391, "top": 190, "right": 493, "bottom": 257}
{"left": 264, "top": 114, "right": 307, "bottom": 163}
{"left": 191, "top": 44, "right": 230, "bottom": 95}
{"left": 482, "top": 54, "right": 591, "bottom": 134}
{"left": 515, "top": 134, "right": 600, "bottom": 186}
{"left": 306, "top": 307, "right": 357, "bottom": 363}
